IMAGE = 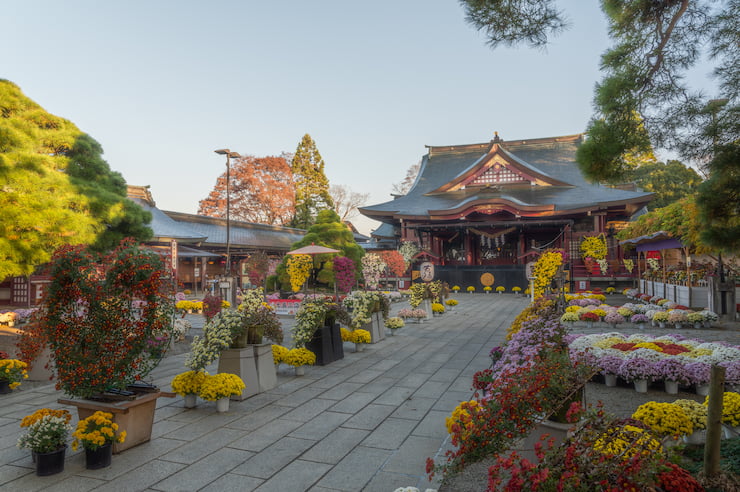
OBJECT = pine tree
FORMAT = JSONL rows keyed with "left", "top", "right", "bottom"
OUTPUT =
{"left": 0, "top": 80, "right": 151, "bottom": 278}
{"left": 290, "top": 134, "right": 334, "bottom": 229}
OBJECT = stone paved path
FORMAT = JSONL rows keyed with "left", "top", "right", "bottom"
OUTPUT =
{"left": 1, "top": 294, "right": 737, "bottom": 492}
{"left": 0, "top": 294, "right": 524, "bottom": 492}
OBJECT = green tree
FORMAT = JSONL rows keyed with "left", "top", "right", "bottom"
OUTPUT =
{"left": 617, "top": 197, "right": 707, "bottom": 253}
{"left": 629, "top": 160, "right": 703, "bottom": 209}
{"left": 696, "top": 142, "right": 740, "bottom": 252}
{"left": 460, "top": 1, "right": 738, "bottom": 170}
{"left": 0, "top": 80, "right": 151, "bottom": 278}
{"left": 290, "top": 134, "right": 334, "bottom": 229}
{"left": 277, "top": 210, "right": 363, "bottom": 290}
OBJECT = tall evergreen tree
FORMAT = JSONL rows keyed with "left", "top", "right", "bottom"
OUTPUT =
{"left": 0, "top": 80, "right": 151, "bottom": 278}
{"left": 290, "top": 134, "right": 334, "bottom": 229}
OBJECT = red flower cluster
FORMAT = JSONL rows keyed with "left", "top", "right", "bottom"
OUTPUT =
{"left": 610, "top": 341, "right": 689, "bottom": 355}
{"left": 30, "top": 239, "right": 175, "bottom": 398}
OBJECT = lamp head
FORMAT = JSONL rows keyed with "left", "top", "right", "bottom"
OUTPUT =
{"left": 214, "top": 149, "right": 230, "bottom": 155}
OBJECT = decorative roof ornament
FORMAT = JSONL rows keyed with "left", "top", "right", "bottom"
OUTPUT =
{"left": 492, "top": 131, "right": 501, "bottom": 144}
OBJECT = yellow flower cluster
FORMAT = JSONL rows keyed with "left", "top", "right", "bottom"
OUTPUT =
{"left": 351, "top": 329, "right": 371, "bottom": 344}
{"left": 287, "top": 254, "right": 313, "bottom": 292}
{"left": 531, "top": 251, "right": 563, "bottom": 297}
{"left": 171, "top": 370, "right": 208, "bottom": 396}
{"left": 705, "top": 391, "right": 740, "bottom": 427}
{"left": 580, "top": 234, "right": 607, "bottom": 260}
{"left": 283, "top": 348, "right": 316, "bottom": 367}
{"left": 445, "top": 299, "right": 458, "bottom": 306}
{"left": 594, "top": 424, "right": 662, "bottom": 459}
{"left": 21, "top": 408, "right": 71, "bottom": 427}
{"left": 0, "top": 358, "right": 28, "bottom": 389}
{"left": 340, "top": 327, "right": 353, "bottom": 342}
{"left": 446, "top": 400, "right": 480, "bottom": 440}
{"left": 72, "top": 411, "right": 125, "bottom": 451}
{"left": 175, "top": 300, "right": 203, "bottom": 311}
{"left": 198, "top": 373, "right": 245, "bottom": 401}
{"left": 674, "top": 399, "right": 707, "bottom": 430}
{"left": 431, "top": 303, "right": 445, "bottom": 313}
{"left": 632, "top": 401, "right": 692, "bottom": 437}
{"left": 633, "top": 342, "right": 663, "bottom": 352}
{"left": 591, "top": 308, "right": 607, "bottom": 318}
{"left": 272, "top": 344, "right": 289, "bottom": 364}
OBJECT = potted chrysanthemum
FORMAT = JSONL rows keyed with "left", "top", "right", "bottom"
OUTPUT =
{"left": 72, "top": 411, "right": 126, "bottom": 469}
{"left": 351, "top": 329, "right": 372, "bottom": 352}
{"left": 512, "top": 286, "right": 522, "bottom": 296}
{"left": 431, "top": 303, "right": 445, "bottom": 316}
{"left": 17, "top": 408, "right": 73, "bottom": 476}
{"left": 283, "top": 348, "right": 316, "bottom": 376}
{"left": 384, "top": 317, "right": 404, "bottom": 335}
{"left": 171, "top": 370, "right": 208, "bottom": 408}
{"left": 632, "top": 401, "right": 692, "bottom": 439}
{"left": 496, "top": 286, "right": 505, "bottom": 294}
{"left": 198, "top": 373, "right": 245, "bottom": 412}
{"left": 674, "top": 399, "right": 708, "bottom": 444}
{"left": 0, "top": 358, "right": 28, "bottom": 393}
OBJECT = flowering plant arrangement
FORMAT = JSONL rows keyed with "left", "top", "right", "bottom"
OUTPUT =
{"left": 451, "top": 285, "right": 460, "bottom": 292}
{"left": 483, "top": 286, "right": 492, "bottom": 292}
{"left": 580, "top": 234, "right": 607, "bottom": 260}
{"left": 272, "top": 344, "right": 289, "bottom": 364}
{"left": 531, "top": 250, "right": 565, "bottom": 297}
{"left": 616, "top": 306, "right": 633, "bottom": 317}
{"left": 632, "top": 401, "right": 693, "bottom": 437}
{"left": 667, "top": 309, "right": 689, "bottom": 324}
{"left": 0, "top": 359, "right": 28, "bottom": 389}
{"left": 652, "top": 358, "right": 690, "bottom": 385}
{"left": 596, "top": 258, "right": 609, "bottom": 275}
{"left": 466, "top": 286, "right": 475, "bottom": 292}
{"left": 560, "top": 312, "right": 579, "bottom": 323}
{"left": 603, "top": 311, "right": 625, "bottom": 325}
{"left": 25, "top": 239, "right": 175, "bottom": 399}
{"left": 674, "top": 399, "right": 707, "bottom": 430}
{"left": 0, "top": 311, "right": 17, "bottom": 324}
{"left": 72, "top": 411, "right": 126, "bottom": 451}
{"left": 512, "top": 286, "right": 522, "bottom": 293}
{"left": 496, "top": 286, "right": 505, "bottom": 293}
{"left": 684, "top": 361, "right": 712, "bottom": 385}
{"left": 606, "top": 287, "right": 616, "bottom": 294}
{"left": 686, "top": 311, "right": 704, "bottom": 323}
{"left": 198, "top": 373, "right": 245, "bottom": 401}
{"left": 652, "top": 311, "right": 669, "bottom": 323}
{"left": 201, "top": 293, "right": 222, "bottom": 321}
{"left": 286, "top": 254, "right": 313, "bottom": 292}
{"left": 623, "top": 258, "right": 635, "bottom": 273}
{"left": 343, "top": 291, "right": 390, "bottom": 328}
{"left": 618, "top": 358, "right": 658, "bottom": 382}
{"left": 238, "top": 288, "right": 283, "bottom": 345}
{"left": 361, "top": 253, "right": 386, "bottom": 290}
{"left": 351, "top": 329, "right": 371, "bottom": 344}
{"left": 17, "top": 409, "right": 72, "bottom": 453}
{"left": 486, "top": 408, "right": 700, "bottom": 492}
{"left": 445, "top": 298, "right": 458, "bottom": 307}
{"left": 283, "top": 348, "right": 316, "bottom": 367}
{"left": 186, "top": 311, "right": 235, "bottom": 371}
{"left": 173, "top": 318, "right": 191, "bottom": 341}
{"left": 398, "top": 241, "right": 419, "bottom": 266}
{"left": 171, "top": 370, "right": 208, "bottom": 397}
{"left": 579, "top": 311, "right": 599, "bottom": 322}
{"left": 707, "top": 391, "right": 740, "bottom": 426}
{"left": 408, "top": 281, "right": 443, "bottom": 307}
{"left": 631, "top": 313, "right": 649, "bottom": 324}
{"left": 332, "top": 256, "right": 356, "bottom": 293}
{"left": 431, "top": 303, "right": 445, "bottom": 314}
{"left": 384, "top": 317, "right": 404, "bottom": 330}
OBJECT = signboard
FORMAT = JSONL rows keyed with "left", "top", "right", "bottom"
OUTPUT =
{"left": 419, "top": 262, "right": 434, "bottom": 282}
{"left": 170, "top": 240, "right": 178, "bottom": 272}
{"left": 194, "top": 267, "right": 200, "bottom": 278}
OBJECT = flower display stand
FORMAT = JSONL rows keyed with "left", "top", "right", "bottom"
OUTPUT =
{"left": 306, "top": 323, "right": 344, "bottom": 366}
{"left": 683, "top": 429, "right": 706, "bottom": 445}
{"left": 183, "top": 394, "right": 197, "bottom": 408}
{"left": 59, "top": 391, "right": 166, "bottom": 454}
{"left": 522, "top": 418, "right": 572, "bottom": 451}
{"left": 362, "top": 313, "right": 385, "bottom": 344}
{"left": 422, "top": 299, "right": 433, "bottom": 320}
{"left": 85, "top": 442, "right": 112, "bottom": 470}
{"left": 695, "top": 384, "right": 710, "bottom": 396}
{"left": 604, "top": 374, "right": 617, "bottom": 387}
{"left": 216, "top": 397, "right": 230, "bottom": 413}
{"left": 25, "top": 346, "right": 55, "bottom": 382}
{"left": 217, "top": 344, "right": 277, "bottom": 401}
{"left": 295, "top": 365, "right": 305, "bottom": 376}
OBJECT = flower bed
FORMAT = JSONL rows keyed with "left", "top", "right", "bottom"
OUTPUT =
{"left": 570, "top": 332, "right": 740, "bottom": 386}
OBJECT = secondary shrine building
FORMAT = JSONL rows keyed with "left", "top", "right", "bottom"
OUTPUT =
{"left": 359, "top": 133, "right": 654, "bottom": 290}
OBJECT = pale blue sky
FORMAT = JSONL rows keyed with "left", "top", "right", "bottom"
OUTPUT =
{"left": 3, "top": 1, "right": 710, "bottom": 234}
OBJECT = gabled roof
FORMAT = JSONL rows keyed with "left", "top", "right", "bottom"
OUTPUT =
{"left": 360, "top": 134, "right": 653, "bottom": 223}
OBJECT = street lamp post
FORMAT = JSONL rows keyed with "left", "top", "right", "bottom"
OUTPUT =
{"left": 214, "top": 149, "right": 241, "bottom": 305}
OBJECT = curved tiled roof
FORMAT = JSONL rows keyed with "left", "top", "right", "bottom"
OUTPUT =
{"left": 360, "top": 134, "right": 653, "bottom": 222}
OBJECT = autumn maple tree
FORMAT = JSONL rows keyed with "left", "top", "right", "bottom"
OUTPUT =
{"left": 377, "top": 250, "right": 407, "bottom": 278}
{"left": 198, "top": 155, "right": 295, "bottom": 226}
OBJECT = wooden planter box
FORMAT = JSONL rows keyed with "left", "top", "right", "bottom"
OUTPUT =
{"left": 59, "top": 391, "right": 167, "bottom": 454}
{"left": 218, "top": 344, "right": 277, "bottom": 400}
